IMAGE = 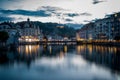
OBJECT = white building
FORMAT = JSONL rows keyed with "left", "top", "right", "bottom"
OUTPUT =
{"left": 77, "top": 12, "right": 120, "bottom": 41}
{"left": 19, "top": 18, "right": 43, "bottom": 42}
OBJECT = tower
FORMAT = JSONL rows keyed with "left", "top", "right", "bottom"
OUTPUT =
{"left": 27, "top": 18, "right": 30, "bottom": 22}
{"left": 37, "top": 26, "right": 40, "bottom": 35}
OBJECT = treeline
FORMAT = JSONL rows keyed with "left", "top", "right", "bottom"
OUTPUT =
{"left": 16, "top": 21, "right": 76, "bottom": 38}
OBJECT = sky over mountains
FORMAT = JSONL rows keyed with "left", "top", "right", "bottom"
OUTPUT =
{"left": 0, "top": 0, "right": 120, "bottom": 24}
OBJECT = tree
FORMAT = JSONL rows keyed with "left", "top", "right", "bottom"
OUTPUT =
{"left": 0, "top": 31, "right": 9, "bottom": 46}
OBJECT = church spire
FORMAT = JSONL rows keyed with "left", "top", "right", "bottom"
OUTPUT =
{"left": 27, "top": 18, "right": 30, "bottom": 22}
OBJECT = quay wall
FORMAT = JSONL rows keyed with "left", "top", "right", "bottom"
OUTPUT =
{"left": 77, "top": 41, "right": 120, "bottom": 46}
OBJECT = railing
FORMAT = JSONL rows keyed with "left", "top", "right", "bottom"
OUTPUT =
{"left": 19, "top": 40, "right": 77, "bottom": 45}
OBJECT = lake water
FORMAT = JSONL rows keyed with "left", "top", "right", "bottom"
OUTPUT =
{"left": 0, "top": 44, "right": 120, "bottom": 80}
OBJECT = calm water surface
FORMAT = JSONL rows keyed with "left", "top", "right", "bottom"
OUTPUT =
{"left": 0, "top": 44, "right": 120, "bottom": 80}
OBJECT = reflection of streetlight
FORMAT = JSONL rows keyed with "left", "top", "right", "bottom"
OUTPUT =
{"left": 29, "top": 45, "right": 32, "bottom": 54}
{"left": 49, "top": 46, "right": 52, "bottom": 54}
{"left": 77, "top": 46, "right": 81, "bottom": 54}
{"left": 25, "top": 45, "right": 29, "bottom": 54}
{"left": 64, "top": 45, "right": 67, "bottom": 53}
{"left": 59, "top": 51, "right": 64, "bottom": 58}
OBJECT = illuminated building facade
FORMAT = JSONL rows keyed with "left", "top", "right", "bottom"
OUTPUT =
{"left": 76, "top": 23, "right": 94, "bottom": 41}
{"left": 94, "top": 12, "right": 120, "bottom": 40}
{"left": 19, "top": 18, "right": 42, "bottom": 42}
{"left": 77, "top": 12, "right": 120, "bottom": 41}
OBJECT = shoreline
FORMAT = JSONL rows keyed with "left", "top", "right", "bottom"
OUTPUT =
{"left": 0, "top": 41, "right": 120, "bottom": 51}
{"left": 77, "top": 41, "right": 120, "bottom": 46}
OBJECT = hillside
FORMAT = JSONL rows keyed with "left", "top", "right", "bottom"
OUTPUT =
{"left": 16, "top": 21, "right": 76, "bottom": 38}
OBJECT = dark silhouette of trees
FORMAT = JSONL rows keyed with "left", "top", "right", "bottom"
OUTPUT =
{"left": 16, "top": 21, "right": 76, "bottom": 38}
{"left": 0, "top": 31, "right": 9, "bottom": 46}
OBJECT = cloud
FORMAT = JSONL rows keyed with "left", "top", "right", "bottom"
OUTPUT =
{"left": 0, "top": 6, "right": 68, "bottom": 18}
{"left": 37, "top": 6, "right": 68, "bottom": 17}
{"left": 92, "top": 0, "right": 106, "bottom": 4}
{"left": 37, "top": 6, "right": 67, "bottom": 13}
{"left": 63, "top": 12, "right": 92, "bottom": 17}
{"left": 80, "top": 12, "right": 92, "bottom": 16}
{"left": 0, "top": 16, "right": 15, "bottom": 21}
{"left": 64, "top": 18, "right": 73, "bottom": 22}
{"left": 0, "top": 9, "right": 51, "bottom": 17}
{"left": 0, "top": 0, "right": 22, "bottom": 9}
{"left": 17, "top": 17, "right": 24, "bottom": 20}
{"left": 83, "top": 20, "right": 91, "bottom": 22}
{"left": 0, "top": 5, "right": 92, "bottom": 23}
{"left": 64, "top": 13, "right": 80, "bottom": 17}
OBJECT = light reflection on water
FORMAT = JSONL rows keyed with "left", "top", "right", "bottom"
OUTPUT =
{"left": 0, "top": 44, "right": 120, "bottom": 80}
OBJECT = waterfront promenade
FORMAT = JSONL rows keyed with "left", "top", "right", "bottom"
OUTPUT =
{"left": 18, "top": 40, "right": 120, "bottom": 46}
{"left": 77, "top": 40, "right": 120, "bottom": 46}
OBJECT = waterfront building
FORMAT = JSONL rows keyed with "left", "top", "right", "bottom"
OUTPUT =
{"left": 0, "top": 22, "right": 19, "bottom": 45}
{"left": 94, "top": 12, "right": 120, "bottom": 40}
{"left": 77, "top": 12, "right": 120, "bottom": 41}
{"left": 19, "top": 18, "right": 42, "bottom": 42}
{"left": 76, "top": 23, "right": 94, "bottom": 41}
{"left": 85, "top": 23, "right": 94, "bottom": 40}
{"left": 77, "top": 26, "right": 87, "bottom": 40}
{"left": 94, "top": 18, "right": 109, "bottom": 40}
{"left": 109, "top": 12, "right": 120, "bottom": 40}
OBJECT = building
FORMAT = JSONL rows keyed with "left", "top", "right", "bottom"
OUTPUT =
{"left": 76, "top": 23, "right": 94, "bottom": 41}
{"left": 85, "top": 23, "right": 94, "bottom": 40}
{"left": 19, "top": 18, "right": 42, "bottom": 42}
{"left": 94, "top": 18, "right": 109, "bottom": 40}
{"left": 77, "top": 12, "right": 120, "bottom": 41}
{"left": 109, "top": 12, "right": 120, "bottom": 40}
{"left": 94, "top": 12, "right": 120, "bottom": 40}
{"left": 0, "top": 22, "right": 19, "bottom": 45}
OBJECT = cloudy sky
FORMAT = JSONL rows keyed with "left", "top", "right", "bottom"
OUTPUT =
{"left": 0, "top": 0, "right": 120, "bottom": 24}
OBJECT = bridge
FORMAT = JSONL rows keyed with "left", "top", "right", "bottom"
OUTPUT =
{"left": 19, "top": 40, "right": 77, "bottom": 45}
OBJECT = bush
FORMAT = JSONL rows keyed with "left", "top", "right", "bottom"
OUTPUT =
{"left": 0, "top": 31, "right": 9, "bottom": 43}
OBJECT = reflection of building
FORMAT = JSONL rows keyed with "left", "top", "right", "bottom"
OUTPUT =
{"left": 19, "top": 18, "right": 42, "bottom": 42}
{"left": 77, "top": 45, "right": 120, "bottom": 72}
{"left": 18, "top": 45, "right": 40, "bottom": 56}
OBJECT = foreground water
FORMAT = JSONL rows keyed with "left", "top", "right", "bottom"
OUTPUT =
{"left": 0, "top": 44, "right": 120, "bottom": 80}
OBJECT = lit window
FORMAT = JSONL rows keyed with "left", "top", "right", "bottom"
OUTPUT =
{"left": 115, "top": 14, "right": 117, "bottom": 17}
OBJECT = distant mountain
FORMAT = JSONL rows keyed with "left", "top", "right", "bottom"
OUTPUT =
{"left": 66, "top": 23, "right": 83, "bottom": 29}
